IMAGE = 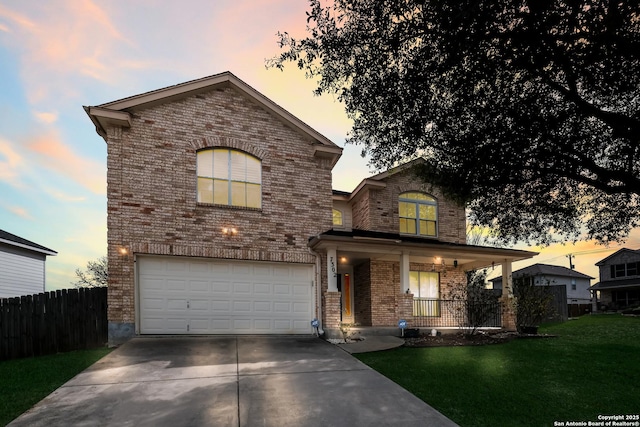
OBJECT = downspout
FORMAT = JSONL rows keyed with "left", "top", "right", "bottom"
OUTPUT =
{"left": 308, "top": 246, "right": 324, "bottom": 336}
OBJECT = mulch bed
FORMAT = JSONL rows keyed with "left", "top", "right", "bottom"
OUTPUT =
{"left": 403, "top": 331, "right": 556, "bottom": 347}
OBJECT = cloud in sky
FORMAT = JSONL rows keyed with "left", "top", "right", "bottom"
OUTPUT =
{"left": 26, "top": 130, "right": 105, "bottom": 195}
{"left": 2, "top": 204, "right": 33, "bottom": 220}
{"left": 0, "top": 0, "right": 137, "bottom": 107}
{"left": 33, "top": 110, "right": 57, "bottom": 124}
{"left": 0, "top": 137, "right": 24, "bottom": 188}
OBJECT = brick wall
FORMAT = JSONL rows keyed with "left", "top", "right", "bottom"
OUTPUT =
{"left": 350, "top": 170, "right": 466, "bottom": 244}
{"left": 323, "top": 292, "right": 342, "bottom": 329}
{"left": 350, "top": 189, "right": 371, "bottom": 230}
{"left": 104, "top": 86, "right": 334, "bottom": 326}
{"left": 369, "top": 260, "right": 399, "bottom": 326}
{"left": 354, "top": 260, "right": 468, "bottom": 327}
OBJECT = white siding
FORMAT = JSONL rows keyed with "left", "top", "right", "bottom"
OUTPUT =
{"left": 0, "top": 246, "right": 46, "bottom": 299}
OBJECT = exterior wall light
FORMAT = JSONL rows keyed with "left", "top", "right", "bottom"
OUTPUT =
{"left": 119, "top": 247, "right": 128, "bottom": 255}
{"left": 222, "top": 227, "right": 238, "bottom": 236}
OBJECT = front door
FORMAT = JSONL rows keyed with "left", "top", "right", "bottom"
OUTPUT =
{"left": 340, "top": 272, "right": 354, "bottom": 323}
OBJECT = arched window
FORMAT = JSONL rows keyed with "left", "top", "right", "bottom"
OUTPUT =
{"left": 197, "top": 148, "right": 261, "bottom": 208}
{"left": 332, "top": 209, "right": 343, "bottom": 226}
{"left": 399, "top": 192, "right": 437, "bottom": 237}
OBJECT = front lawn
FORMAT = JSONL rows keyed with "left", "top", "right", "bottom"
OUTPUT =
{"left": 0, "top": 348, "right": 112, "bottom": 426}
{"left": 356, "top": 315, "right": 640, "bottom": 427}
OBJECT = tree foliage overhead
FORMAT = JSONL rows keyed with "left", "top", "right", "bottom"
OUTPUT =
{"left": 270, "top": 0, "right": 640, "bottom": 245}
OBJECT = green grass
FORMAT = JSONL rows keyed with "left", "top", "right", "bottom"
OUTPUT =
{"left": 356, "top": 315, "right": 640, "bottom": 427}
{"left": 0, "top": 347, "right": 112, "bottom": 426}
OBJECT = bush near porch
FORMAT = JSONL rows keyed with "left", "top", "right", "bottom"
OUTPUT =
{"left": 356, "top": 314, "right": 640, "bottom": 427}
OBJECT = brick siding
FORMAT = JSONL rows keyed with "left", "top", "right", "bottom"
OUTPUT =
{"left": 104, "top": 86, "right": 334, "bottom": 325}
{"left": 350, "top": 170, "right": 466, "bottom": 244}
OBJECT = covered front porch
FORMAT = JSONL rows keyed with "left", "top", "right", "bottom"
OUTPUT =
{"left": 309, "top": 230, "right": 537, "bottom": 337}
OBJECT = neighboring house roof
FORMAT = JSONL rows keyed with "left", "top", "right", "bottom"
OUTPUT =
{"left": 489, "top": 263, "right": 593, "bottom": 283}
{"left": 590, "top": 278, "right": 640, "bottom": 291}
{"left": 84, "top": 71, "right": 343, "bottom": 167}
{"left": 0, "top": 229, "right": 57, "bottom": 256}
{"left": 594, "top": 248, "right": 640, "bottom": 266}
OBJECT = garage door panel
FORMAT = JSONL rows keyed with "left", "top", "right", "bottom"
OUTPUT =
{"left": 141, "top": 278, "right": 164, "bottom": 291}
{"left": 273, "top": 302, "right": 290, "bottom": 312}
{"left": 293, "top": 302, "right": 310, "bottom": 313}
{"left": 273, "top": 284, "right": 290, "bottom": 295}
{"left": 190, "top": 299, "right": 210, "bottom": 311}
{"left": 253, "top": 301, "right": 271, "bottom": 311}
{"left": 166, "top": 261, "right": 187, "bottom": 273}
{"left": 167, "top": 279, "right": 187, "bottom": 291}
{"left": 211, "top": 300, "right": 231, "bottom": 311}
{"left": 253, "top": 283, "right": 271, "bottom": 294}
{"left": 167, "top": 299, "right": 187, "bottom": 310}
{"left": 212, "top": 281, "right": 231, "bottom": 293}
{"left": 292, "top": 284, "right": 310, "bottom": 295}
{"left": 233, "top": 301, "right": 252, "bottom": 312}
{"left": 212, "top": 319, "right": 231, "bottom": 331}
{"left": 233, "top": 282, "right": 252, "bottom": 293}
{"left": 188, "top": 261, "right": 210, "bottom": 275}
{"left": 189, "top": 280, "right": 210, "bottom": 292}
{"left": 142, "top": 298, "right": 164, "bottom": 310}
{"left": 253, "top": 319, "right": 272, "bottom": 330}
{"left": 139, "top": 256, "right": 313, "bottom": 334}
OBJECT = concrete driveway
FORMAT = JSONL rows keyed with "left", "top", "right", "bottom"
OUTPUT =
{"left": 9, "top": 336, "right": 458, "bottom": 427}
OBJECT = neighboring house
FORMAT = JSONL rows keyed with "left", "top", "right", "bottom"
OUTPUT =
{"left": 85, "top": 71, "right": 536, "bottom": 344}
{"left": 0, "top": 229, "right": 57, "bottom": 299}
{"left": 489, "top": 263, "right": 593, "bottom": 317}
{"left": 590, "top": 249, "right": 640, "bottom": 311}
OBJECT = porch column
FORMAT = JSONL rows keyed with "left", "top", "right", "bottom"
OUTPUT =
{"left": 327, "top": 247, "right": 338, "bottom": 292}
{"left": 502, "top": 260, "right": 513, "bottom": 297}
{"left": 400, "top": 252, "right": 410, "bottom": 294}
{"left": 500, "top": 259, "right": 517, "bottom": 331}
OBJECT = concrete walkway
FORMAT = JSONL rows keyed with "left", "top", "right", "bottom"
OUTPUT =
{"left": 9, "top": 336, "right": 458, "bottom": 427}
{"left": 337, "top": 335, "right": 406, "bottom": 354}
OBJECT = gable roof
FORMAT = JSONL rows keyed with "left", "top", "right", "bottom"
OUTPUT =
{"left": 489, "top": 263, "right": 593, "bottom": 282}
{"left": 333, "top": 158, "right": 426, "bottom": 201}
{"left": 595, "top": 248, "right": 640, "bottom": 266}
{"left": 84, "top": 71, "right": 343, "bottom": 167}
{"left": 0, "top": 229, "right": 57, "bottom": 256}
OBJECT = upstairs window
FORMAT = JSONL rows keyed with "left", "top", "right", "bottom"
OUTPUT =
{"left": 610, "top": 262, "right": 640, "bottom": 278}
{"left": 333, "top": 209, "right": 343, "bottom": 226}
{"left": 197, "top": 148, "right": 261, "bottom": 208}
{"left": 399, "top": 192, "right": 437, "bottom": 237}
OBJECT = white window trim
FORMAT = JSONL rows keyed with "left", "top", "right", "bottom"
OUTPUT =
{"left": 197, "top": 148, "right": 262, "bottom": 208}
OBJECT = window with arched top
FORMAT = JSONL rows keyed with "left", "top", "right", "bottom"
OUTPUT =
{"left": 332, "top": 209, "right": 343, "bottom": 226}
{"left": 197, "top": 148, "right": 262, "bottom": 208}
{"left": 399, "top": 191, "right": 437, "bottom": 237}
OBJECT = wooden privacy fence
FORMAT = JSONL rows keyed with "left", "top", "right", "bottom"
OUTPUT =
{"left": 0, "top": 287, "right": 107, "bottom": 361}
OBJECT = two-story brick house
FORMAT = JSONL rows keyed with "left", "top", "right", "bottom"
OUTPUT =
{"left": 85, "top": 71, "right": 536, "bottom": 343}
{"left": 591, "top": 249, "right": 640, "bottom": 311}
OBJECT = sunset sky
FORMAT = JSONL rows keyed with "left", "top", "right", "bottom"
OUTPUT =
{"left": 1, "top": 0, "right": 637, "bottom": 291}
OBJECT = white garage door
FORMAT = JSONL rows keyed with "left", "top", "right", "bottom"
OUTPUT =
{"left": 138, "top": 256, "right": 314, "bottom": 334}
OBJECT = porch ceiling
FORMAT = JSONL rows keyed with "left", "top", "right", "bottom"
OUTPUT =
{"left": 310, "top": 229, "right": 537, "bottom": 271}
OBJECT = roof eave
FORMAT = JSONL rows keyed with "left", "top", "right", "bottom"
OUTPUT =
{"left": 0, "top": 238, "right": 57, "bottom": 256}
{"left": 308, "top": 233, "right": 537, "bottom": 261}
{"left": 84, "top": 106, "right": 132, "bottom": 142}
{"left": 90, "top": 71, "right": 340, "bottom": 151}
{"left": 314, "top": 145, "right": 343, "bottom": 169}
